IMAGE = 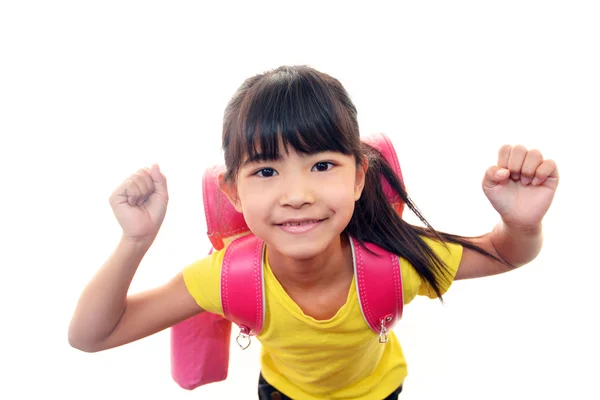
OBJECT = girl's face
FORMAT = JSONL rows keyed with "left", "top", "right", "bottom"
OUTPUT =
{"left": 221, "top": 147, "right": 366, "bottom": 260}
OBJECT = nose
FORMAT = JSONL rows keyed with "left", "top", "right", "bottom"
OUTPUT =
{"left": 278, "top": 173, "right": 315, "bottom": 209}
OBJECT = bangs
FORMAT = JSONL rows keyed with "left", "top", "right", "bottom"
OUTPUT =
{"left": 235, "top": 68, "right": 357, "bottom": 164}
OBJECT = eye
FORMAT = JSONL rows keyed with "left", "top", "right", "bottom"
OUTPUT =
{"left": 312, "top": 162, "right": 334, "bottom": 172}
{"left": 254, "top": 167, "right": 278, "bottom": 178}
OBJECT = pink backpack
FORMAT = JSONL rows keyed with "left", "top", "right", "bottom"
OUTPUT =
{"left": 170, "top": 132, "right": 406, "bottom": 390}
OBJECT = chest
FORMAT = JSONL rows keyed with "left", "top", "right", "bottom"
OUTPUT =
{"left": 284, "top": 278, "right": 353, "bottom": 321}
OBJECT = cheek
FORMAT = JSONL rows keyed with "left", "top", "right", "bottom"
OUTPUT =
{"left": 322, "top": 178, "right": 358, "bottom": 211}
{"left": 237, "top": 184, "right": 271, "bottom": 222}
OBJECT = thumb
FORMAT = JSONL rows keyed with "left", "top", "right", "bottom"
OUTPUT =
{"left": 150, "top": 163, "right": 169, "bottom": 199}
{"left": 482, "top": 166, "right": 510, "bottom": 190}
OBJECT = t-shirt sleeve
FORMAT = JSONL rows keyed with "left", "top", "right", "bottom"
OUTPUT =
{"left": 181, "top": 249, "right": 225, "bottom": 316}
{"left": 401, "top": 236, "right": 464, "bottom": 304}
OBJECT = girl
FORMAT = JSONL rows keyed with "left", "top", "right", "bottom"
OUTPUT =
{"left": 68, "top": 65, "right": 559, "bottom": 399}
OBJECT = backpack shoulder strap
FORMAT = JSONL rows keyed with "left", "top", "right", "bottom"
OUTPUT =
{"left": 220, "top": 234, "right": 404, "bottom": 345}
{"left": 220, "top": 234, "right": 265, "bottom": 344}
{"left": 350, "top": 237, "right": 404, "bottom": 342}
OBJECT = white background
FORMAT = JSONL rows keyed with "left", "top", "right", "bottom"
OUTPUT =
{"left": 1, "top": 1, "right": 598, "bottom": 399}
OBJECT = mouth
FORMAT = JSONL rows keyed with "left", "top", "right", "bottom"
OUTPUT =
{"left": 275, "top": 218, "right": 326, "bottom": 234}
{"left": 277, "top": 219, "right": 325, "bottom": 226}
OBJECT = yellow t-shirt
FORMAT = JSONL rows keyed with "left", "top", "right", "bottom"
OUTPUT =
{"left": 182, "top": 236, "right": 463, "bottom": 399}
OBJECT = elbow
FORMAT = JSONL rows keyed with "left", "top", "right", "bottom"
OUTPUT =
{"left": 68, "top": 335, "right": 95, "bottom": 353}
{"left": 68, "top": 328, "right": 103, "bottom": 353}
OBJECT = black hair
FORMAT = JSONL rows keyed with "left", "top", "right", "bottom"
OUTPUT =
{"left": 221, "top": 65, "right": 506, "bottom": 300}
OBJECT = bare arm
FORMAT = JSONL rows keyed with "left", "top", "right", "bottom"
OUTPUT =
{"left": 69, "top": 164, "right": 205, "bottom": 352}
{"left": 68, "top": 236, "right": 204, "bottom": 352}
{"left": 456, "top": 222, "right": 542, "bottom": 280}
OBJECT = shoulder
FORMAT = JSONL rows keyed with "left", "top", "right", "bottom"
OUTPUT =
{"left": 421, "top": 236, "right": 463, "bottom": 265}
{"left": 400, "top": 236, "right": 464, "bottom": 304}
{"left": 181, "top": 247, "right": 226, "bottom": 316}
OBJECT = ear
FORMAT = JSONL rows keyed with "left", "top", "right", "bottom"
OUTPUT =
{"left": 354, "top": 156, "right": 368, "bottom": 201}
{"left": 217, "top": 172, "right": 243, "bottom": 213}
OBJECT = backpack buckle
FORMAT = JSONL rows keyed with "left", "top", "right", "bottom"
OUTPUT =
{"left": 236, "top": 326, "right": 251, "bottom": 350}
{"left": 379, "top": 315, "right": 393, "bottom": 343}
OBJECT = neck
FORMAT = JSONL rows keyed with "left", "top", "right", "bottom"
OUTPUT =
{"left": 266, "top": 234, "right": 353, "bottom": 291}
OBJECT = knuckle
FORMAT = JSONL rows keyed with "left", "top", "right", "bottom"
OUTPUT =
{"left": 529, "top": 148, "right": 542, "bottom": 156}
{"left": 513, "top": 144, "right": 528, "bottom": 153}
{"left": 125, "top": 180, "right": 140, "bottom": 195}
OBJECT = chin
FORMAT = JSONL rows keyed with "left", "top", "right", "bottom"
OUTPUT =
{"left": 264, "top": 233, "right": 339, "bottom": 261}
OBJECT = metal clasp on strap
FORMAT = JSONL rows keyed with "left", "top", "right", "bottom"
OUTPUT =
{"left": 379, "top": 315, "right": 393, "bottom": 343}
{"left": 236, "top": 325, "right": 251, "bottom": 350}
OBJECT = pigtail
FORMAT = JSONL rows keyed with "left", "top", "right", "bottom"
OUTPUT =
{"left": 345, "top": 143, "right": 507, "bottom": 301}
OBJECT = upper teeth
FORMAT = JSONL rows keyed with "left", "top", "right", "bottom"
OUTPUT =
{"left": 283, "top": 220, "right": 318, "bottom": 226}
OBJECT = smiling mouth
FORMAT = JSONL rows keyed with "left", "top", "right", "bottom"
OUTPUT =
{"left": 275, "top": 218, "right": 326, "bottom": 233}
{"left": 278, "top": 219, "right": 325, "bottom": 226}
